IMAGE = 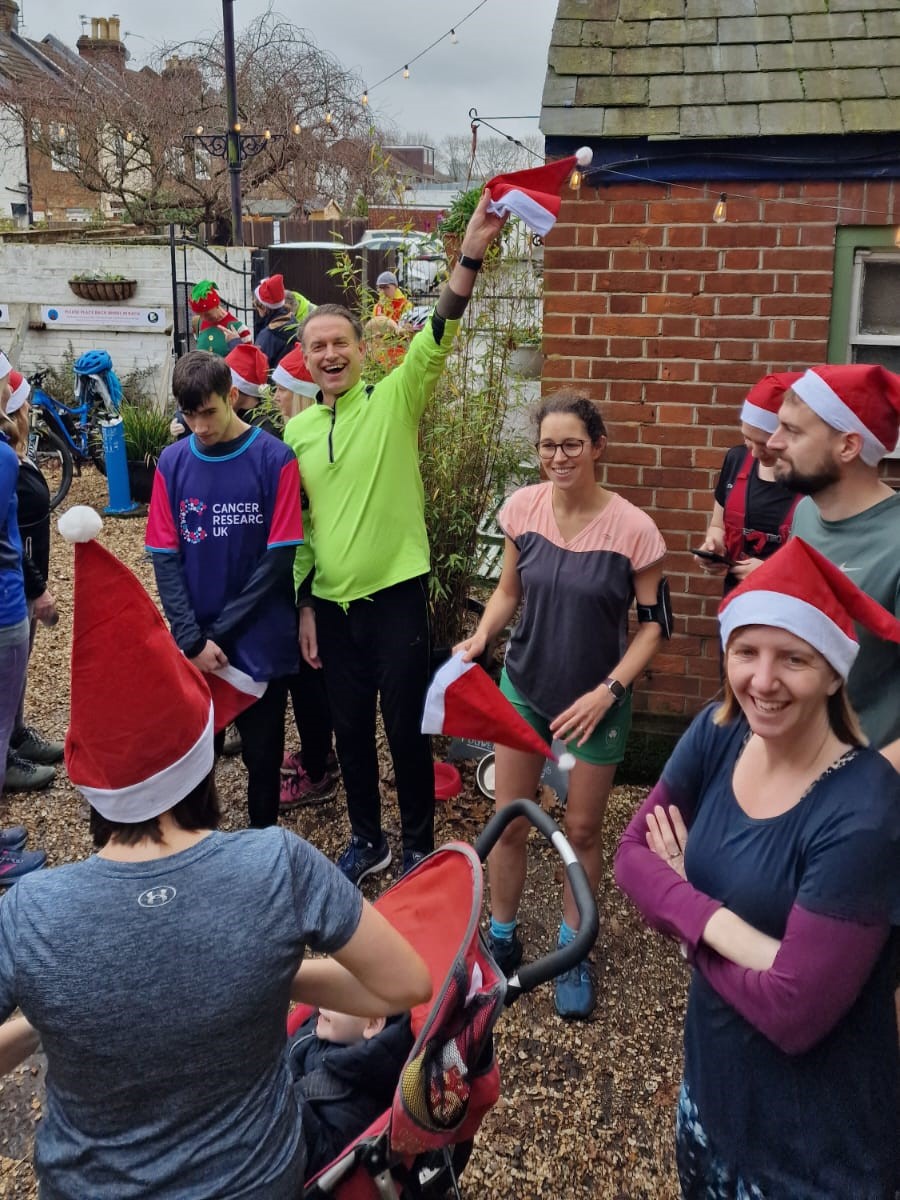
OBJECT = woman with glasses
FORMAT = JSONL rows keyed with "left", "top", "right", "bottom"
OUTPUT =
{"left": 455, "top": 389, "right": 666, "bottom": 1018}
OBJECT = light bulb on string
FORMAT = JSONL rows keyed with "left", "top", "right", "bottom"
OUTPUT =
{"left": 450, "top": 28, "right": 457, "bottom": 44}
{"left": 125, "top": 130, "right": 133, "bottom": 142}
{"left": 292, "top": 121, "right": 301, "bottom": 135}
{"left": 361, "top": 90, "right": 368, "bottom": 107}
{"left": 195, "top": 124, "right": 204, "bottom": 135}
{"left": 233, "top": 121, "right": 242, "bottom": 132}
{"left": 403, "top": 65, "right": 409, "bottom": 79}
{"left": 569, "top": 168, "right": 582, "bottom": 191}
{"left": 324, "top": 111, "right": 333, "bottom": 125}
{"left": 713, "top": 192, "right": 727, "bottom": 224}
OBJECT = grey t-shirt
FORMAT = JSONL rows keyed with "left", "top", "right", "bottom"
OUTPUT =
{"left": 0, "top": 828, "right": 363, "bottom": 1199}
{"left": 791, "top": 491, "right": 900, "bottom": 749}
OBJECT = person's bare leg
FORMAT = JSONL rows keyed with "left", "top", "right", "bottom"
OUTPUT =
{"left": 486, "top": 746, "right": 544, "bottom": 923}
{"left": 561, "top": 761, "right": 618, "bottom": 931}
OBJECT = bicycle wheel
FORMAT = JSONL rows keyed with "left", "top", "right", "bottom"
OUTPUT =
{"left": 35, "top": 428, "right": 74, "bottom": 510}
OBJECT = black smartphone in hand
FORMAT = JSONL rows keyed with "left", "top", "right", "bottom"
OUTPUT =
{"left": 692, "top": 548, "right": 735, "bottom": 567}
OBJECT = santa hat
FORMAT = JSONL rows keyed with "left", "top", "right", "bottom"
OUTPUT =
{"left": 189, "top": 280, "right": 222, "bottom": 314}
{"left": 422, "top": 653, "right": 576, "bottom": 768}
{"left": 791, "top": 363, "right": 900, "bottom": 466}
{"left": 204, "top": 663, "right": 266, "bottom": 731}
{"left": 739, "top": 371, "right": 802, "bottom": 434}
{"left": 5, "top": 370, "right": 30, "bottom": 415}
{"left": 485, "top": 148, "right": 593, "bottom": 237}
{"left": 719, "top": 537, "right": 900, "bottom": 679}
{"left": 254, "top": 274, "right": 286, "bottom": 309}
{"left": 226, "top": 343, "right": 269, "bottom": 397}
{"left": 271, "top": 345, "right": 318, "bottom": 398}
{"left": 0, "top": 350, "right": 10, "bottom": 381}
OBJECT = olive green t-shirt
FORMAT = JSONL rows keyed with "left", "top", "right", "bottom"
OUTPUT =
{"left": 791, "top": 491, "right": 900, "bottom": 749}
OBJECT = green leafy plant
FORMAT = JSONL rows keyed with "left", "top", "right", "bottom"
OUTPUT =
{"left": 120, "top": 400, "right": 171, "bottom": 466}
{"left": 436, "top": 187, "right": 483, "bottom": 239}
{"left": 69, "top": 271, "right": 133, "bottom": 283}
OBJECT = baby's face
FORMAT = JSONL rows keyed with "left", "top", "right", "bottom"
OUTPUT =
{"left": 316, "top": 1009, "right": 370, "bottom": 1044}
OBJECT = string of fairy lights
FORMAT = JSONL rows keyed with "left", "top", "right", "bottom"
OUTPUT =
{"left": 467, "top": 110, "right": 900, "bottom": 232}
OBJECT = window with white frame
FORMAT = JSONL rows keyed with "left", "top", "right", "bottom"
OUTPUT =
{"left": 848, "top": 248, "right": 900, "bottom": 459}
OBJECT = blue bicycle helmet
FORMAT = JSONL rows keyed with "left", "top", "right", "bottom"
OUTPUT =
{"left": 74, "top": 350, "right": 114, "bottom": 376}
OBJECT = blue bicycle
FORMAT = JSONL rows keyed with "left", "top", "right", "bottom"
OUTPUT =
{"left": 26, "top": 350, "right": 122, "bottom": 509}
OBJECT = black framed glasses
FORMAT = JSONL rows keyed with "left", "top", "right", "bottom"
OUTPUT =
{"left": 535, "top": 438, "right": 589, "bottom": 462}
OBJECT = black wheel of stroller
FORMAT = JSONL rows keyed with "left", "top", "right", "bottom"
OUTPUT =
{"left": 408, "top": 1139, "right": 474, "bottom": 1199}
{"left": 34, "top": 428, "right": 74, "bottom": 510}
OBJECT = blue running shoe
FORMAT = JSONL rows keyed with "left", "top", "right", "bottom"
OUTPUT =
{"left": 336, "top": 835, "right": 391, "bottom": 887}
{"left": 0, "top": 846, "right": 47, "bottom": 886}
{"left": 0, "top": 826, "right": 27, "bottom": 852}
{"left": 400, "top": 849, "right": 428, "bottom": 877}
{"left": 487, "top": 929, "right": 523, "bottom": 977}
{"left": 554, "top": 959, "right": 596, "bottom": 1019}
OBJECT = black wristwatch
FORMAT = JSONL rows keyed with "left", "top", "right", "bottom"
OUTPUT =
{"left": 603, "top": 677, "right": 627, "bottom": 705}
{"left": 458, "top": 253, "right": 483, "bottom": 271}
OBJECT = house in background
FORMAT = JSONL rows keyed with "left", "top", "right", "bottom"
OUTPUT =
{"left": 540, "top": 0, "right": 900, "bottom": 726}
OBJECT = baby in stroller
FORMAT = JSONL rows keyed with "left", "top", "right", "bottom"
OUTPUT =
{"left": 289, "top": 1008, "right": 414, "bottom": 1177}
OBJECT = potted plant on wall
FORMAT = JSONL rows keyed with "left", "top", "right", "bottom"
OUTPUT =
{"left": 120, "top": 401, "right": 171, "bottom": 501}
{"left": 507, "top": 323, "right": 544, "bottom": 379}
{"left": 68, "top": 272, "right": 138, "bottom": 302}
{"left": 437, "top": 186, "right": 508, "bottom": 267}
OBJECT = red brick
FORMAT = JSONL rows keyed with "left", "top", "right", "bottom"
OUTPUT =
{"left": 610, "top": 294, "right": 644, "bottom": 314}
{"left": 576, "top": 226, "right": 598, "bottom": 247}
{"left": 666, "top": 226, "right": 705, "bottom": 248}
{"left": 612, "top": 359, "right": 660, "bottom": 380}
{"left": 660, "top": 446, "right": 695, "bottom": 468}
{"left": 573, "top": 316, "right": 591, "bottom": 336}
{"left": 642, "top": 466, "right": 708, "bottom": 488}
{"left": 790, "top": 273, "right": 834, "bottom": 295}
{"left": 658, "top": 362, "right": 698, "bottom": 382}
{"left": 655, "top": 489, "right": 692, "bottom": 509}
{"left": 608, "top": 336, "right": 645, "bottom": 356}
{"left": 760, "top": 248, "right": 835, "bottom": 272}
{"left": 604, "top": 400, "right": 655, "bottom": 423}
{"left": 717, "top": 340, "right": 757, "bottom": 361}
{"left": 758, "top": 295, "right": 831, "bottom": 318}
{"left": 591, "top": 316, "right": 660, "bottom": 337}
{"left": 721, "top": 249, "right": 761, "bottom": 272}
{"left": 659, "top": 272, "right": 704, "bottom": 294}
{"left": 757, "top": 340, "right": 826, "bottom": 361}
{"left": 705, "top": 225, "right": 779, "bottom": 248}
{"left": 608, "top": 249, "right": 652, "bottom": 272}
{"left": 798, "top": 224, "right": 835, "bottom": 248}
{"left": 698, "top": 361, "right": 763, "bottom": 384}
{"left": 656, "top": 403, "right": 697, "bottom": 424}
{"left": 648, "top": 249, "right": 720, "bottom": 272}
{"left": 717, "top": 296, "right": 758, "bottom": 315}
{"left": 646, "top": 294, "right": 715, "bottom": 315}
{"left": 659, "top": 315, "right": 698, "bottom": 338}
{"left": 644, "top": 382, "right": 714, "bottom": 405}
{"left": 702, "top": 272, "right": 776, "bottom": 295}
{"left": 565, "top": 199, "right": 612, "bottom": 225}
{"left": 694, "top": 446, "right": 729, "bottom": 469}
{"left": 544, "top": 315, "right": 573, "bottom": 335}
{"left": 601, "top": 225, "right": 666, "bottom": 248}
{"left": 778, "top": 225, "right": 802, "bottom": 247}
{"left": 697, "top": 317, "right": 771, "bottom": 340}
{"left": 648, "top": 199, "right": 722, "bottom": 224}
{"left": 650, "top": 337, "right": 718, "bottom": 361}
{"left": 612, "top": 201, "right": 649, "bottom": 223}
{"left": 606, "top": 442, "right": 658, "bottom": 466}
{"left": 552, "top": 249, "right": 613, "bottom": 271}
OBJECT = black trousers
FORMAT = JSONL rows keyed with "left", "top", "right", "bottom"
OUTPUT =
{"left": 286, "top": 657, "right": 334, "bottom": 781}
{"left": 315, "top": 576, "right": 435, "bottom": 853}
{"left": 214, "top": 677, "right": 289, "bottom": 828}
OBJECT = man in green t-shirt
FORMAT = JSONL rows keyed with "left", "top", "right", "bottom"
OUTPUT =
{"left": 768, "top": 363, "right": 900, "bottom": 771}
{"left": 284, "top": 191, "right": 507, "bottom": 885}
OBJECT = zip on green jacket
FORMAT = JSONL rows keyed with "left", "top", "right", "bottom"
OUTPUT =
{"left": 284, "top": 314, "right": 460, "bottom": 605}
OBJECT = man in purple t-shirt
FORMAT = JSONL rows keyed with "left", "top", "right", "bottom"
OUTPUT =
{"left": 146, "top": 352, "right": 303, "bottom": 827}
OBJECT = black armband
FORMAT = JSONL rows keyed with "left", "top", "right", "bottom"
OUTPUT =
{"left": 636, "top": 576, "right": 673, "bottom": 639}
{"left": 435, "top": 284, "right": 468, "bottom": 323}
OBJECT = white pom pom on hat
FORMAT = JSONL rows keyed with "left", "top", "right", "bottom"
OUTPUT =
{"left": 557, "top": 752, "right": 577, "bottom": 772}
{"left": 57, "top": 506, "right": 103, "bottom": 544}
{"left": 575, "top": 147, "right": 593, "bottom": 166}
{"left": 485, "top": 146, "right": 595, "bottom": 237}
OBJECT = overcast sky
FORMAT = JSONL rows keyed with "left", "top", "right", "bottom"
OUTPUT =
{"left": 20, "top": 1, "right": 556, "bottom": 146}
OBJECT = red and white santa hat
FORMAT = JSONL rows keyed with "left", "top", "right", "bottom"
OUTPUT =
{"left": 739, "top": 370, "right": 802, "bottom": 434}
{"left": 485, "top": 148, "right": 593, "bottom": 237}
{"left": 226, "top": 343, "right": 269, "bottom": 397}
{"left": 254, "top": 273, "right": 286, "bottom": 309}
{"left": 790, "top": 363, "right": 900, "bottom": 466}
{"left": 422, "top": 653, "right": 576, "bottom": 768}
{"left": 719, "top": 537, "right": 900, "bottom": 679}
{"left": 271, "top": 345, "right": 318, "bottom": 398}
{"left": 5, "top": 370, "right": 30, "bottom": 415}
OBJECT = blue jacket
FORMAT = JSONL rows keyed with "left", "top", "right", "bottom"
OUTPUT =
{"left": 0, "top": 438, "right": 27, "bottom": 628}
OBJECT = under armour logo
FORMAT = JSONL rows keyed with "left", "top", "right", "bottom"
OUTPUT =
{"left": 138, "top": 886, "right": 177, "bottom": 908}
{"left": 836, "top": 563, "right": 861, "bottom": 574}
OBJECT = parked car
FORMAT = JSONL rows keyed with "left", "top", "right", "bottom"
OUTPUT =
{"left": 354, "top": 232, "right": 447, "bottom": 297}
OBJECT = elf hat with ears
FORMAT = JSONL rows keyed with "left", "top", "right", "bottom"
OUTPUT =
{"left": 485, "top": 148, "right": 593, "bottom": 237}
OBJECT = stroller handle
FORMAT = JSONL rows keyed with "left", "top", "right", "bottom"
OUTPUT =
{"left": 474, "top": 798, "right": 599, "bottom": 1002}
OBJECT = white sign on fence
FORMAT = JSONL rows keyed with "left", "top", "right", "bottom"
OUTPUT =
{"left": 40, "top": 305, "right": 167, "bottom": 329}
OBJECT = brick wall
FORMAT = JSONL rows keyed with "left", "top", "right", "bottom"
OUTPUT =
{"left": 542, "top": 178, "right": 900, "bottom": 723}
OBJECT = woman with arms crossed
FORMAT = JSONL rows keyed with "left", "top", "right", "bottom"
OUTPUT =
{"left": 456, "top": 389, "right": 668, "bottom": 1019}
{"left": 615, "top": 539, "right": 900, "bottom": 1199}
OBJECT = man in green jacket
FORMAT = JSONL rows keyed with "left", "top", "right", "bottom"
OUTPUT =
{"left": 284, "top": 191, "right": 506, "bottom": 884}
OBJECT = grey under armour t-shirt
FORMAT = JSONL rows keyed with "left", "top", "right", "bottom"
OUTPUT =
{"left": 791, "top": 491, "right": 900, "bottom": 749}
{"left": 0, "top": 827, "right": 363, "bottom": 1199}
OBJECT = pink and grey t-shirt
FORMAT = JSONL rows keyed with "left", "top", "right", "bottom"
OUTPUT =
{"left": 498, "top": 482, "right": 666, "bottom": 719}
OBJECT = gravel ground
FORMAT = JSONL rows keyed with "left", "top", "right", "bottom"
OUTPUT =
{"left": 0, "top": 472, "right": 685, "bottom": 1199}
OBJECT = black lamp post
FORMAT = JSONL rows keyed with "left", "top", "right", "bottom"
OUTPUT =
{"left": 184, "top": 0, "right": 282, "bottom": 245}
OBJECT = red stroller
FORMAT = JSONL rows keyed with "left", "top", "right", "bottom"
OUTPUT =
{"left": 290, "top": 798, "right": 599, "bottom": 1199}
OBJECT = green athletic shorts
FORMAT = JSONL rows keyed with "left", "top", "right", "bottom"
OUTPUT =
{"left": 499, "top": 668, "right": 631, "bottom": 766}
